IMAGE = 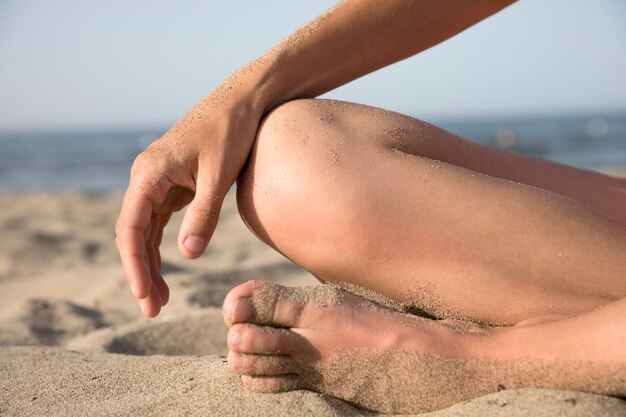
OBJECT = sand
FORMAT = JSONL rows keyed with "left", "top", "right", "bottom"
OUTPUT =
{"left": 1, "top": 191, "right": 625, "bottom": 416}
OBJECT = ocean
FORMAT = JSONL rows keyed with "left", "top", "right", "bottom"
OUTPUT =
{"left": 0, "top": 113, "right": 625, "bottom": 192}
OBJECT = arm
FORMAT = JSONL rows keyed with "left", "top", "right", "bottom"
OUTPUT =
{"left": 254, "top": 0, "right": 515, "bottom": 110}
{"left": 116, "top": 0, "right": 516, "bottom": 317}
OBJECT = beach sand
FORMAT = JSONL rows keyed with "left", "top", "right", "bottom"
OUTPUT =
{"left": 1, "top": 191, "right": 625, "bottom": 416}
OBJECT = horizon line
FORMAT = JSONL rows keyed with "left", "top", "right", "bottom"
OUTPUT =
{"left": 1, "top": 108, "right": 626, "bottom": 135}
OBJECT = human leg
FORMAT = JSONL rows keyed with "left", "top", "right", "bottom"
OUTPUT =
{"left": 374, "top": 113, "right": 626, "bottom": 226}
{"left": 236, "top": 99, "right": 626, "bottom": 325}
{"left": 226, "top": 98, "right": 626, "bottom": 412}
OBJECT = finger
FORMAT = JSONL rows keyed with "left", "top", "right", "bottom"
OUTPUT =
{"left": 154, "top": 215, "right": 169, "bottom": 249}
{"left": 153, "top": 213, "right": 170, "bottom": 304}
{"left": 116, "top": 187, "right": 154, "bottom": 300}
{"left": 155, "top": 243, "right": 162, "bottom": 273}
{"left": 153, "top": 272, "right": 170, "bottom": 307}
{"left": 146, "top": 216, "right": 169, "bottom": 306}
{"left": 154, "top": 213, "right": 170, "bottom": 273}
{"left": 155, "top": 212, "right": 172, "bottom": 248}
{"left": 139, "top": 281, "right": 162, "bottom": 318}
{"left": 178, "top": 169, "right": 224, "bottom": 259}
{"left": 147, "top": 215, "right": 159, "bottom": 276}
{"left": 158, "top": 212, "right": 172, "bottom": 230}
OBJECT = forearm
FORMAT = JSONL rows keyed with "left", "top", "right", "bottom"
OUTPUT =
{"left": 230, "top": 0, "right": 515, "bottom": 114}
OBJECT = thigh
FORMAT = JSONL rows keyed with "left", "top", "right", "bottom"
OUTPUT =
{"left": 236, "top": 99, "right": 626, "bottom": 325}
{"left": 374, "top": 107, "right": 626, "bottom": 226}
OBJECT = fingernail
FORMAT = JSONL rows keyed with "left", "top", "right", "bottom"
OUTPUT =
{"left": 183, "top": 235, "right": 205, "bottom": 254}
{"left": 139, "top": 302, "right": 145, "bottom": 314}
{"left": 130, "top": 282, "right": 138, "bottom": 298}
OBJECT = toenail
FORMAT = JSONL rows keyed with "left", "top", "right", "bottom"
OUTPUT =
{"left": 231, "top": 298, "right": 254, "bottom": 324}
{"left": 230, "top": 329, "right": 242, "bottom": 347}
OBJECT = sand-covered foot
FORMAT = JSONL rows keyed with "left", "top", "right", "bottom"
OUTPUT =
{"left": 222, "top": 281, "right": 480, "bottom": 363}
{"left": 222, "top": 281, "right": 487, "bottom": 410}
{"left": 222, "top": 281, "right": 626, "bottom": 414}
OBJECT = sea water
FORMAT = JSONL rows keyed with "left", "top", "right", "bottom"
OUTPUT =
{"left": 0, "top": 114, "right": 624, "bottom": 192}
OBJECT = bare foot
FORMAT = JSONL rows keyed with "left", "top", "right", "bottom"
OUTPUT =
{"left": 222, "top": 281, "right": 489, "bottom": 410}
{"left": 222, "top": 281, "right": 626, "bottom": 413}
{"left": 222, "top": 281, "right": 484, "bottom": 360}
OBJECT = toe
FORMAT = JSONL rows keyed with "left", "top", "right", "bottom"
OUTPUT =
{"left": 250, "top": 282, "right": 343, "bottom": 328}
{"left": 228, "top": 323, "right": 307, "bottom": 355}
{"left": 228, "top": 351, "right": 300, "bottom": 376}
{"left": 225, "top": 281, "right": 344, "bottom": 332}
{"left": 223, "top": 281, "right": 258, "bottom": 326}
{"left": 241, "top": 375, "right": 301, "bottom": 392}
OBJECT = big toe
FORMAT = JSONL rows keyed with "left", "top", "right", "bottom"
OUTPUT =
{"left": 224, "top": 281, "right": 344, "bottom": 329}
{"left": 252, "top": 282, "right": 344, "bottom": 328}
{"left": 223, "top": 281, "right": 258, "bottom": 326}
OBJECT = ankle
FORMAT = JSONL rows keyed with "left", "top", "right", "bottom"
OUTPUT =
{"left": 399, "top": 318, "right": 488, "bottom": 359}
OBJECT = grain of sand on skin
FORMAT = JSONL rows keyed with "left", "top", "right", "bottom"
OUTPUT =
{"left": 0, "top": 191, "right": 625, "bottom": 416}
{"left": 244, "top": 283, "right": 626, "bottom": 414}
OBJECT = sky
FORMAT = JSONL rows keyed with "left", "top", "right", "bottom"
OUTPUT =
{"left": 0, "top": 0, "right": 625, "bottom": 131}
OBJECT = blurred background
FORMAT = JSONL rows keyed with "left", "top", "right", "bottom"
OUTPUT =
{"left": 0, "top": 3, "right": 625, "bottom": 395}
{"left": 0, "top": 0, "right": 625, "bottom": 192}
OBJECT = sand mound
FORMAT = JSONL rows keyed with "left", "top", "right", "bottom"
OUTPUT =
{"left": 68, "top": 308, "right": 228, "bottom": 357}
{"left": 188, "top": 262, "right": 305, "bottom": 308}
{"left": 0, "top": 298, "right": 107, "bottom": 346}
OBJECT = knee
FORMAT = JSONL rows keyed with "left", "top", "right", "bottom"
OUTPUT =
{"left": 236, "top": 99, "right": 336, "bottom": 238}
{"left": 235, "top": 99, "right": 365, "bottom": 269}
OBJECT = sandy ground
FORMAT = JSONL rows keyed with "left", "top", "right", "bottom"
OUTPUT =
{"left": 0, "top": 191, "right": 625, "bottom": 416}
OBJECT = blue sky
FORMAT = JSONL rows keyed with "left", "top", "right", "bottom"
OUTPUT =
{"left": 0, "top": 0, "right": 625, "bottom": 130}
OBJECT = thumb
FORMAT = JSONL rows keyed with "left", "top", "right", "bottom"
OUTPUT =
{"left": 178, "top": 170, "right": 225, "bottom": 259}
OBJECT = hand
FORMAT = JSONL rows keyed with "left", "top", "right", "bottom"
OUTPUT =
{"left": 115, "top": 88, "right": 263, "bottom": 317}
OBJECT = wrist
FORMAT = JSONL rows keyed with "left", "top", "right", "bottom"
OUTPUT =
{"left": 230, "top": 57, "right": 296, "bottom": 117}
{"left": 226, "top": 50, "right": 319, "bottom": 117}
